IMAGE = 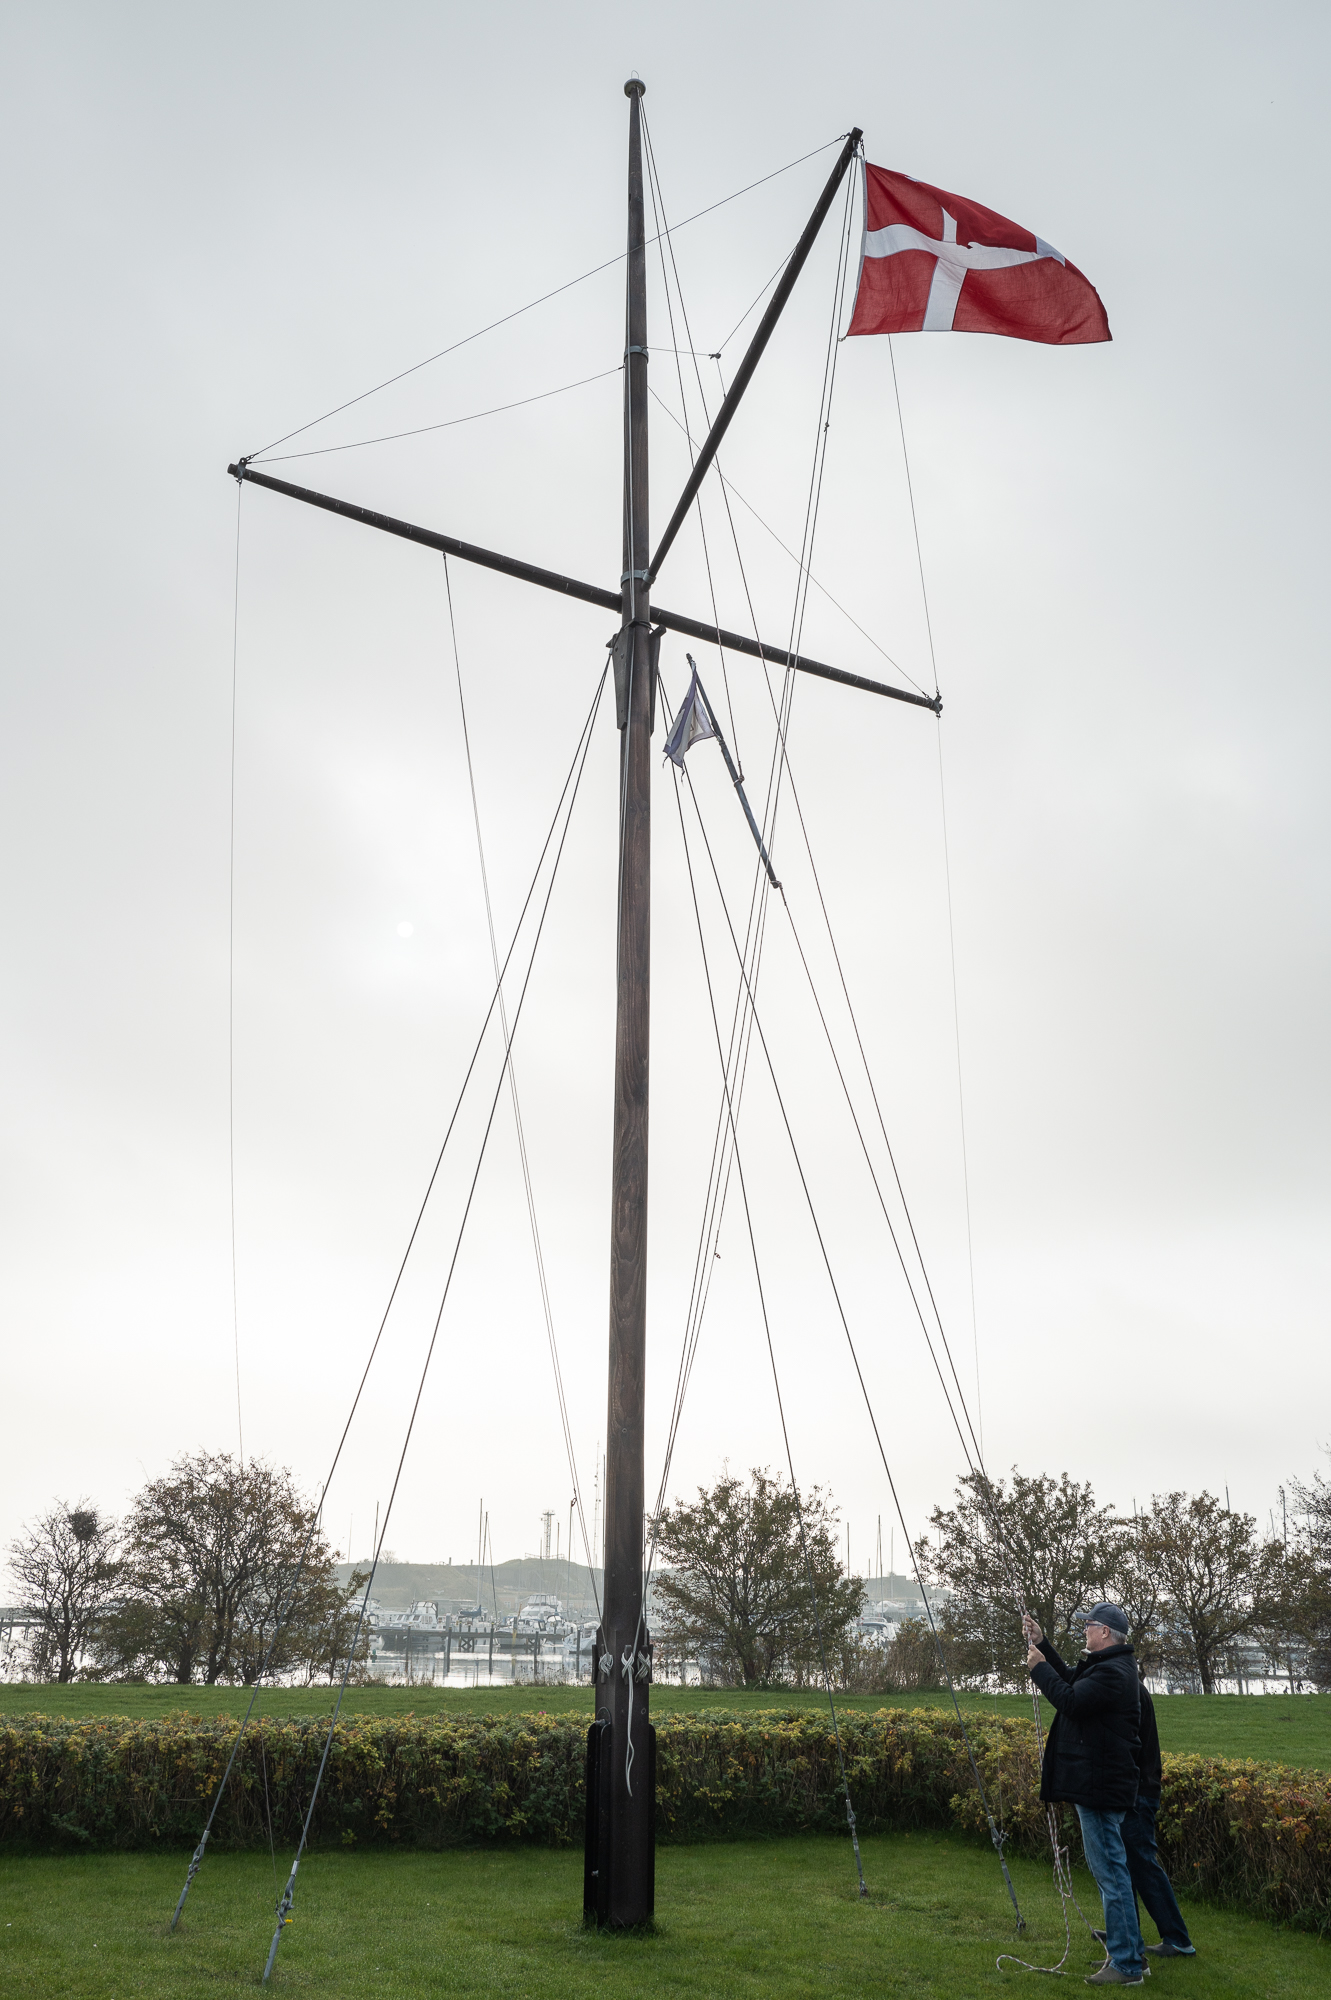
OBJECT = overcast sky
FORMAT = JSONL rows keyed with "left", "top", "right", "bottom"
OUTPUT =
{"left": 2, "top": 2, "right": 1327, "bottom": 1590}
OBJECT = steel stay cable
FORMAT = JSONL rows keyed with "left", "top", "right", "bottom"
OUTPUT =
{"left": 672, "top": 173, "right": 856, "bottom": 1357}
{"left": 669, "top": 160, "right": 857, "bottom": 1435}
{"left": 760, "top": 739, "right": 985, "bottom": 1467}
{"left": 642, "top": 110, "right": 740, "bottom": 752}
{"left": 253, "top": 366, "right": 622, "bottom": 466}
{"left": 663, "top": 741, "right": 867, "bottom": 1899}
{"left": 665, "top": 157, "right": 856, "bottom": 1437}
{"left": 247, "top": 139, "right": 846, "bottom": 460}
{"left": 654, "top": 665, "right": 972, "bottom": 1520}
{"left": 696, "top": 148, "right": 855, "bottom": 1193}
{"left": 712, "top": 549, "right": 1044, "bottom": 1718}
{"left": 649, "top": 179, "right": 856, "bottom": 1534}
{"left": 874, "top": 320, "right": 1090, "bottom": 1960}
{"left": 229, "top": 481, "right": 245, "bottom": 1467}
{"left": 674, "top": 737, "right": 1028, "bottom": 1931}
{"left": 631, "top": 681, "right": 864, "bottom": 1887}
{"left": 696, "top": 164, "right": 982, "bottom": 1468}
{"left": 773, "top": 884, "right": 983, "bottom": 1476}
{"left": 715, "top": 249, "right": 795, "bottom": 356}
{"left": 169, "top": 662, "right": 606, "bottom": 1932}
{"left": 645, "top": 147, "right": 1052, "bottom": 1949}
{"left": 442, "top": 555, "right": 601, "bottom": 1622}
{"left": 869, "top": 359, "right": 1088, "bottom": 1960}
{"left": 655, "top": 181, "right": 863, "bottom": 1584}
{"left": 646, "top": 387, "right": 927, "bottom": 695}
{"left": 640, "top": 115, "right": 795, "bottom": 1449}
{"left": 262, "top": 662, "right": 607, "bottom": 1983}
{"left": 936, "top": 723, "right": 985, "bottom": 1456}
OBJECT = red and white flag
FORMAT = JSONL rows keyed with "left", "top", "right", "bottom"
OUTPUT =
{"left": 847, "top": 164, "right": 1110, "bottom": 346}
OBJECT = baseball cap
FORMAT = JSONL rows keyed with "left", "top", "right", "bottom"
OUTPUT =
{"left": 1079, "top": 1602, "right": 1129, "bottom": 1636}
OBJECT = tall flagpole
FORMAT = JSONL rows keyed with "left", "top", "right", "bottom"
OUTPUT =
{"left": 586, "top": 73, "right": 655, "bottom": 1928}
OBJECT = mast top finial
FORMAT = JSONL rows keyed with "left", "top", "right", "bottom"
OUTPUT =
{"left": 624, "top": 75, "right": 645, "bottom": 98}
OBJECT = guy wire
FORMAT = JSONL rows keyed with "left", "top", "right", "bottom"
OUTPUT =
{"left": 442, "top": 555, "right": 601, "bottom": 1620}
{"left": 672, "top": 739, "right": 1026, "bottom": 1931}
{"left": 171, "top": 662, "right": 607, "bottom": 1934}
{"left": 642, "top": 110, "right": 740, "bottom": 755}
{"left": 648, "top": 168, "right": 856, "bottom": 1543}
{"left": 662, "top": 722, "right": 867, "bottom": 1901}
{"left": 887, "top": 336, "right": 984, "bottom": 1450}
{"left": 248, "top": 138, "right": 844, "bottom": 460}
{"left": 228, "top": 479, "right": 244, "bottom": 1467}
{"left": 262, "top": 661, "right": 607, "bottom": 1983}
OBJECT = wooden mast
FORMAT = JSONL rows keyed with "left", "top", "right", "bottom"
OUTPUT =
{"left": 587, "top": 72, "right": 655, "bottom": 1929}
{"left": 223, "top": 93, "right": 880, "bottom": 1944}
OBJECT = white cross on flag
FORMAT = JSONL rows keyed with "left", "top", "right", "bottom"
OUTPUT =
{"left": 847, "top": 164, "right": 1110, "bottom": 346}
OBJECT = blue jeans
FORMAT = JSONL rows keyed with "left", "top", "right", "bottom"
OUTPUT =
{"left": 1122, "top": 1794, "right": 1194, "bottom": 1952}
{"left": 1076, "top": 1805, "right": 1145, "bottom": 1977}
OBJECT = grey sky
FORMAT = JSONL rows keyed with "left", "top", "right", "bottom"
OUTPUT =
{"left": 2, "top": 2, "right": 1327, "bottom": 1584}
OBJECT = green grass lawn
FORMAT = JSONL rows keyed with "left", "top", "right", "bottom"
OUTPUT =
{"left": 0, "top": 1833, "right": 1325, "bottom": 1998}
{"left": 4, "top": 1681, "right": 1329, "bottom": 1770}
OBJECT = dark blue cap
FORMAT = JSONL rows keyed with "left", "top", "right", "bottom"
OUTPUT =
{"left": 1079, "top": 1602, "right": 1129, "bottom": 1636}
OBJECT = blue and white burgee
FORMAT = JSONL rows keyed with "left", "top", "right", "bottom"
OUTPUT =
{"left": 663, "top": 664, "right": 715, "bottom": 769}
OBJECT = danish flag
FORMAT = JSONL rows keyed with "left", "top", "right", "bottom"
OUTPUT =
{"left": 847, "top": 164, "right": 1110, "bottom": 346}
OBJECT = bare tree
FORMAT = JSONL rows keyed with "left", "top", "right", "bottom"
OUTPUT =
{"left": 653, "top": 1469, "right": 862, "bottom": 1688}
{"left": 1139, "top": 1490, "right": 1256, "bottom": 1694}
{"left": 7, "top": 1501, "right": 120, "bottom": 1682}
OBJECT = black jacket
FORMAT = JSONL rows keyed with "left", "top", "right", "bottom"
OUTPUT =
{"left": 1135, "top": 1680, "right": 1162, "bottom": 1800}
{"left": 1030, "top": 1637, "right": 1141, "bottom": 1811}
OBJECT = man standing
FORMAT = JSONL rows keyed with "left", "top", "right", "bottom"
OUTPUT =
{"left": 1123, "top": 1674, "right": 1197, "bottom": 1960}
{"left": 1024, "top": 1603, "right": 1144, "bottom": 1987}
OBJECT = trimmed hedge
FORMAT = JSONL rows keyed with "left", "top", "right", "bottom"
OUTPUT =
{"left": 2, "top": 1707, "right": 1328, "bottom": 1932}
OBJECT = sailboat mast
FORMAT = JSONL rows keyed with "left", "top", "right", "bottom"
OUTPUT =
{"left": 590, "top": 72, "right": 655, "bottom": 1928}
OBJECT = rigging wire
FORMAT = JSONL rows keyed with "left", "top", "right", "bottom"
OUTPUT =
{"left": 671, "top": 740, "right": 1027, "bottom": 1931}
{"left": 887, "top": 338, "right": 940, "bottom": 703}
{"left": 640, "top": 247, "right": 794, "bottom": 363}
{"left": 681, "top": 139, "right": 983, "bottom": 1464}
{"left": 662, "top": 717, "right": 867, "bottom": 1900}
{"left": 228, "top": 479, "right": 244, "bottom": 1467}
{"left": 687, "top": 191, "right": 1063, "bottom": 1931}
{"left": 642, "top": 108, "right": 740, "bottom": 756}
{"left": 715, "top": 249, "right": 795, "bottom": 355}
{"left": 935, "top": 734, "right": 984, "bottom": 1456}
{"left": 646, "top": 158, "right": 859, "bottom": 1547}
{"left": 652, "top": 119, "right": 857, "bottom": 1359}
{"left": 263, "top": 660, "right": 607, "bottom": 1984}
{"left": 886, "top": 337, "right": 985, "bottom": 1477}
{"left": 647, "top": 386, "right": 929, "bottom": 696}
{"left": 251, "top": 366, "right": 621, "bottom": 466}
{"left": 246, "top": 138, "right": 846, "bottom": 461}
{"left": 442, "top": 554, "right": 601, "bottom": 1622}
{"left": 642, "top": 140, "right": 1034, "bottom": 1803}
{"left": 639, "top": 180, "right": 864, "bottom": 1714}
{"left": 878, "top": 353, "right": 1095, "bottom": 1968}
{"left": 170, "top": 662, "right": 607, "bottom": 1934}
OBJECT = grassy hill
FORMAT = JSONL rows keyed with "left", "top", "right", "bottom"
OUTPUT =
{"left": 334, "top": 1557, "right": 603, "bottom": 1618}
{"left": 330, "top": 1563, "right": 923, "bottom": 1617}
